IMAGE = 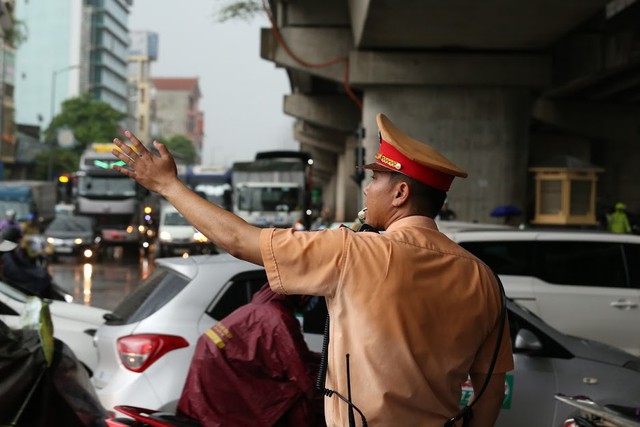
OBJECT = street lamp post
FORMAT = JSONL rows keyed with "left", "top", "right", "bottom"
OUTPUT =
{"left": 48, "top": 64, "right": 80, "bottom": 181}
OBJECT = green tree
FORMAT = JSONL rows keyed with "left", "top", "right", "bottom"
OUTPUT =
{"left": 45, "top": 93, "right": 125, "bottom": 147}
{"left": 159, "top": 135, "right": 197, "bottom": 164}
{"left": 215, "top": 0, "right": 261, "bottom": 22}
{"left": 34, "top": 148, "right": 81, "bottom": 180}
{"left": 38, "top": 93, "right": 126, "bottom": 179}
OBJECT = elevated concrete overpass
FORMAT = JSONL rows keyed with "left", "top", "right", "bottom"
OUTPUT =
{"left": 261, "top": 0, "right": 640, "bottom": 223}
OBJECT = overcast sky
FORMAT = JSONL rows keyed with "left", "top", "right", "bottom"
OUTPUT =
{"left": 129, "top": 0, "right": 297, "bottom": 167}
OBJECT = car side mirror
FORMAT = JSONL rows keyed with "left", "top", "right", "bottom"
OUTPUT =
{"left": 514, "top": 328, "right": 543, "bottom": 352}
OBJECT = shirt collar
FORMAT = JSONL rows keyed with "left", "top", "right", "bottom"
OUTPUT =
{"left": 385, "top": 216, "right": 438, "bottom": 233}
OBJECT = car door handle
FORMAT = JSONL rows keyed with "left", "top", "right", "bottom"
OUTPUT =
{"left": 610, "top": 300, "right": 639, "bottom": 309}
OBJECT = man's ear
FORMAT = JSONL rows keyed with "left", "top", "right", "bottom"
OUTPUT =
{"left": 391, "top": 181, "right": 410, "bottom": 207}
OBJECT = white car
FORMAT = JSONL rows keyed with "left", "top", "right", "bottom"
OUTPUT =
{"left": 446, "top": 228, "right": 640, "bottom": 355}
{"left": 0, "top": 280, "right": 109, "bottom": 373}
{"left": 91, "top": 254, "right": 325, "bottom": 413}
{"left": 156, "top": 203, "right": 214, "bottom": 257}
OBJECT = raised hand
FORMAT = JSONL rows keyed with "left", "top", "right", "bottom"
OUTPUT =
{"left": 112, "top": 130, "right": 180, "bottom": 195}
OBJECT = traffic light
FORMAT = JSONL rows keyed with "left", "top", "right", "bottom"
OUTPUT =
{"left": 351, "top": 146, "right": 365, "bottom": 185}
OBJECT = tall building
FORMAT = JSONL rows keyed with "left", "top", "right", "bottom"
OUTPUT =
{"left": 14, "top": 0, "right": 132, "bottom": 130}
{"left": 127, "top": 30, "right": 158, "bottom": 145}
{"left": 0, "top": 0, "right": 17, "bottom": 170}
{"left": 152, "top": 77, "right": 204, "bottom": 162}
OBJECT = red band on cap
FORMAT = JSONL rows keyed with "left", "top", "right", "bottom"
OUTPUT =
{"left": 376, "top": 139, "right": 454, "bottom": 191}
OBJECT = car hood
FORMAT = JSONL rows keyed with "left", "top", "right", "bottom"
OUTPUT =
{"left": 48, "top": 301, "right": 109, "bottom": 327}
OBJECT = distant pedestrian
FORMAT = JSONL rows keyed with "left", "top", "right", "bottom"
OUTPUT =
{"left": 608, "top": 202, "right": 631, "bottom": 234}
{"left": 437, "top": 200, "right": 457, "bottom": 221}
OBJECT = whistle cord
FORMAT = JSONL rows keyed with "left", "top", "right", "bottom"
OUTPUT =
{"left": 346, "top": 354, "right": 356, "bottom": 427}
{"left": 316, "top": 317, "right": 368, "bottom": 426}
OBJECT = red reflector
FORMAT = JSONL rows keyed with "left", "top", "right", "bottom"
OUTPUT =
{"left": 117, "top": 334, "right": 189, "bottom": 373}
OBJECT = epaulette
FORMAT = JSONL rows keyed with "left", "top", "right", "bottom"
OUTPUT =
{"left": 339, "top": 223, "right": 379, "bottom": 233}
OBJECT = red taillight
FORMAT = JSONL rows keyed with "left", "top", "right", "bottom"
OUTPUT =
{"left": 117, "top": 334, "right": 189, "bottom": 373}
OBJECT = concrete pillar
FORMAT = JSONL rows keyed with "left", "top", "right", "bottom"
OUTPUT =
{"left": 363, "top": 87, "right": 531, "bottom": 223}
{"left": 336, "top": 135, "right": 363, "bottom": 222}
{"left": 293, "top": 120, "right": 353, "bottom": 217}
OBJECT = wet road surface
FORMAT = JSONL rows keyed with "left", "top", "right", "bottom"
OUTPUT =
{"left": 49, "top": 251, "right": 156, "bottom": 311}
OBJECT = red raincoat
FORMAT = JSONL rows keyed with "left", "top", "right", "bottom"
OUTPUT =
{"left": 177, "top": 284, "right": 322, "bottom": 427}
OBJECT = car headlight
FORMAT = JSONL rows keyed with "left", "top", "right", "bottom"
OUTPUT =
{"left": 74, "top": 238, "right": 85, "bottom": 245}
{"left": 47, "top": 237, "right": 64, "bottom": 245}
{"left": 193, "top": 232, "right": 207, "bottom": 243}
{"left": 159, "top": 231, "right": 172, "bottom": 242}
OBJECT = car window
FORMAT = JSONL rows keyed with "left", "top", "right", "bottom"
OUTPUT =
{"left": 207, "top": 270, "right": 268, "bottom": 320}
{"left": 205, "top": 269, "right": 329, "bottom": 333}
{"left": 164, "top": 211, "right": 191, "bottom": 226}
{"left": 459, "top": 241, "right": 533, "bottom": 276}
{"left": 107, "top": 267, "right": 190, "bottom": 325}
{"left": 624, "top": 243, "right": 640, "bottom": 288}
{"left": 536, "top": 241, "right": 627, "bottom": 288}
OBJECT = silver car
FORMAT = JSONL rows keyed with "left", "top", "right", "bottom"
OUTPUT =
{"left": 91, "top": 253, "right": 640, "bottom": 426}
{"left": 499, "top": 300, "right": 640, "bottom": 426}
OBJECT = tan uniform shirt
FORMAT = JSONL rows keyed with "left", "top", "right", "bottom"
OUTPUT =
{"left": 260, "top": 216, "right": 514, "bottom": 427}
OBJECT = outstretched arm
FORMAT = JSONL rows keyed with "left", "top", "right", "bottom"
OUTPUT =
{"left": 112, "top": 131, "right": 263, "bottom": 265}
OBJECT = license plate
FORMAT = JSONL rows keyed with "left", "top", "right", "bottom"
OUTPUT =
{"left": 56, "top": 246, "right": 73, "bottom": 253}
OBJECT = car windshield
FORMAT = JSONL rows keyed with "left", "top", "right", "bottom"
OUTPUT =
{"left": 77, "top": 176, "right": 136, "bottom": 197}
{"left": 164, "top": 211, "right": 191, "bottom": 226}
{"left": 47, "top": 216, "right": 93, "bottom": 232}
{"left": 237, "top": 186, "right": 300, "bottom": 212}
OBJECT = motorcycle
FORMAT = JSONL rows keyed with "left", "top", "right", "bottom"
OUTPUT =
{"left": 556, "top": 394, "right": 640, "bottom": 427}
{"left": 1, "top": 298, "right": 108, "bottom": 427}
{"left": 106, "top": 406, "right": 198, "bottom": 427}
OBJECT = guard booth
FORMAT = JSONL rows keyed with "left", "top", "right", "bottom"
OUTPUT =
{"left": 529, "top": 156, "right": 604, "bottom": 226}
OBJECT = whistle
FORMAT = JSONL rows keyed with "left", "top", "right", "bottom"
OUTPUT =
{"left": 357, "top": 208, "right": 367, "bottom": 223}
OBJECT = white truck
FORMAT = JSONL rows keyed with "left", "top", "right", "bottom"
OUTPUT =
{"left": 232, "top": 151, "right": 313, "bottom": 229}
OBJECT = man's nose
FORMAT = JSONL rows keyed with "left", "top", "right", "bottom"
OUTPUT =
{"left": 363, "top": 181, "right": 370, "bottom": 196}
